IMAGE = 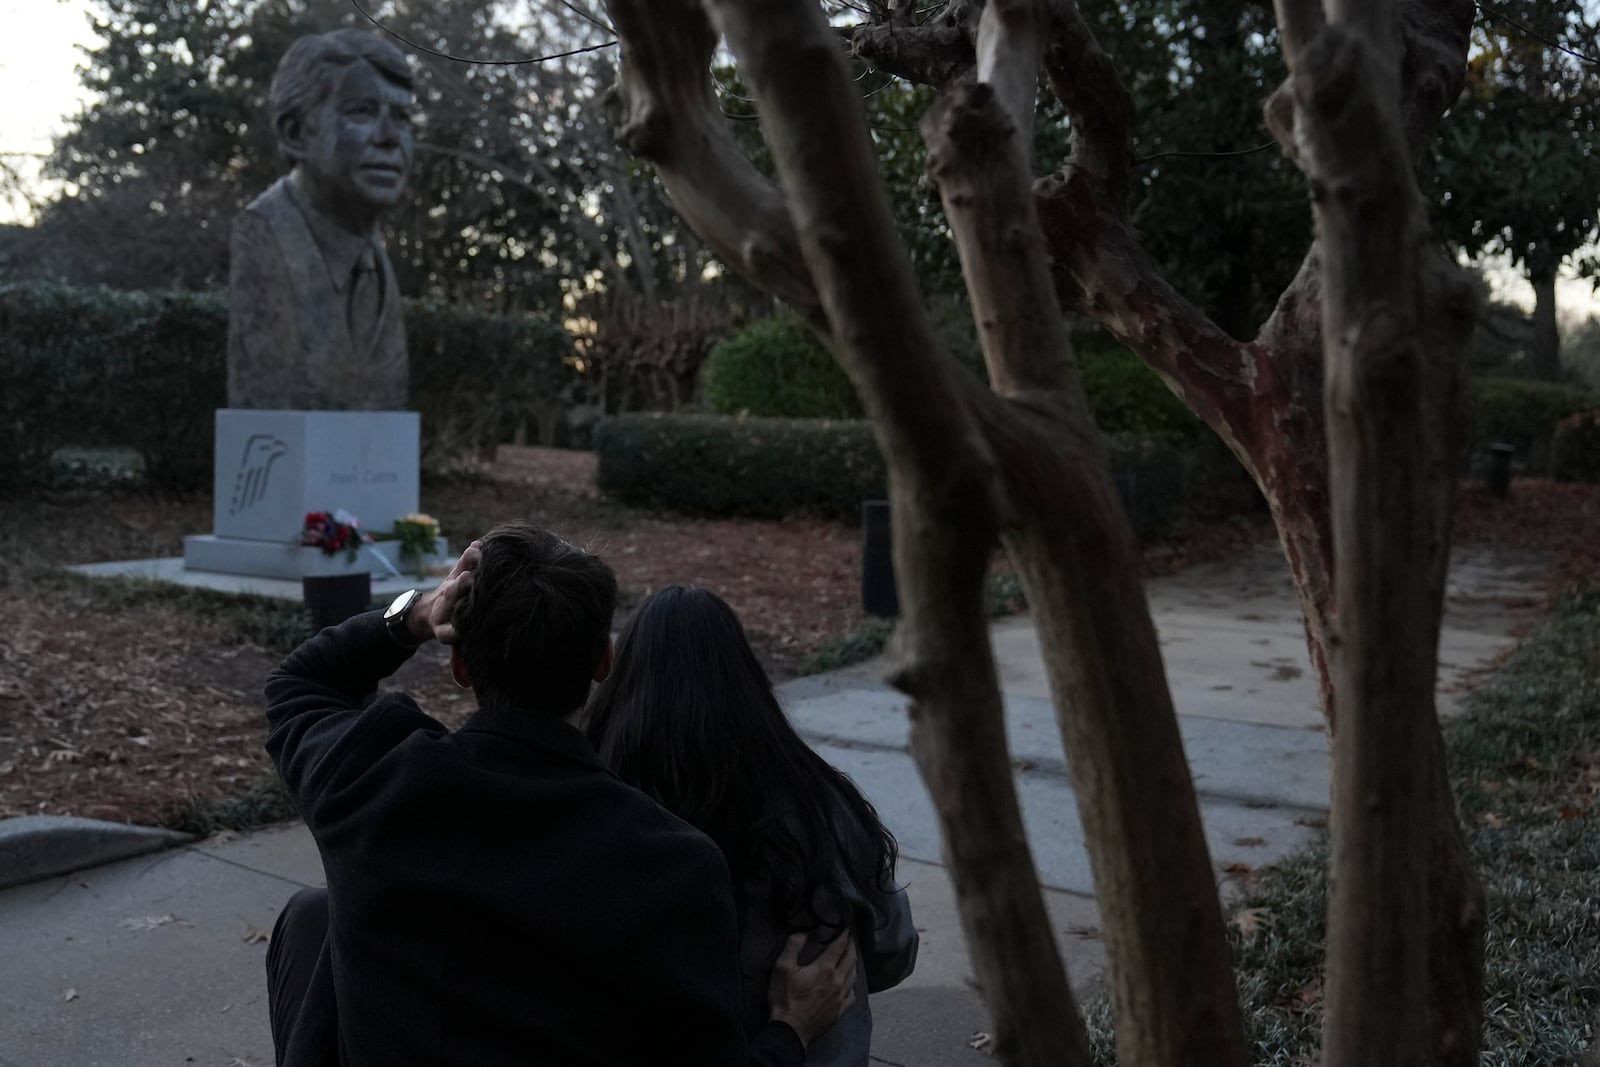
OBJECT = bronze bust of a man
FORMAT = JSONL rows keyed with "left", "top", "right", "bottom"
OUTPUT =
{"left": 227, "top": 30, "right": 414, "bottom": 410}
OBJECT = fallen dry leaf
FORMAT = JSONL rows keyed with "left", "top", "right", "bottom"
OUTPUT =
{"left": 1234, "top": 906, "right": 1272, "bottom": 944}
{"left": 120, "top": 914, "right": 179, "bottom": 932}
{"left": 1234, "top": 836, "right": 1267, "bottom": 847}
{"left": 968, "top": 1032, "right": 996, "bottom": 1056}
{"left": 1222, "top": 862, "right": 1254, "bottom": 875}
{"left": 63, "top": 988, "right": 78, "bottom": 1002}
{"left": 242, "top": 926, "right": 271, "bottom": 945}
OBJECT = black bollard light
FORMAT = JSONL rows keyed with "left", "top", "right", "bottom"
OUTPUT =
{"left": 861, "top": 500, "right": 899, "bottom": 618}
{"left": 1486, "top": 442, "right": 1515, "bottom": 500}
{"left": 302, "top": 572, "right": 373, "bottom": 631}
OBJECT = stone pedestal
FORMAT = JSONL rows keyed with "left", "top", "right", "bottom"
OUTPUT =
{"left": 183, "top": 409, "right": 440, "bottom": 580}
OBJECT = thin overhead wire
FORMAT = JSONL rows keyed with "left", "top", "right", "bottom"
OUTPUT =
{"left": 1475, "top": 1, "right": 1599, "bottom": 65}
{"left": 350, "top": 0, "right": 618, "bottom": 65}
{"left": 1135, "top": 141, "right": 1278, "bottom": 165}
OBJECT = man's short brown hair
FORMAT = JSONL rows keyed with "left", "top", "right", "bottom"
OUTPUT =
{"left": 452, "top": 525, "right": 617, "bottom": 715}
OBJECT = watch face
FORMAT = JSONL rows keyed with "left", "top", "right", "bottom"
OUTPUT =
{"left": 384, "top": 588, "right": 418, "bottom": 620}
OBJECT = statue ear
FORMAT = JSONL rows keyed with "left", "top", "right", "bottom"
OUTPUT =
{"left": 277, "top": 113, "right": 309, "bottom": 162}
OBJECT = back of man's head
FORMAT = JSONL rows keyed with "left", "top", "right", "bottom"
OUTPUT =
{"left": 452, "top": 525, "right": 617, "bottom": 716}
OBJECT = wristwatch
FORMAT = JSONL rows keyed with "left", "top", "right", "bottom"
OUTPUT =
{"left": 383, "top": 588, "right": 424, "bottom": 650}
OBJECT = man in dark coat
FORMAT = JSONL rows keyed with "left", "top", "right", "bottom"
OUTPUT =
{"left": 264, "top": 525, "right": 855, "bottom": 1066}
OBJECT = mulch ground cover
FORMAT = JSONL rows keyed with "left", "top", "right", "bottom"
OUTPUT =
{"left": 2, "top": 448, "right": 1589, "bottom": 833}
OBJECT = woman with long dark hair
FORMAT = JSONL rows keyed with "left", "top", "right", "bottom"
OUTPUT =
{"left": 585, "top": 586, "right": 917, "bottom": 1065}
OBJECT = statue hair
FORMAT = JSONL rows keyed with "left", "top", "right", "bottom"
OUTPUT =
{"left": 269, "top": 29, "right": 413, "bottom": 160}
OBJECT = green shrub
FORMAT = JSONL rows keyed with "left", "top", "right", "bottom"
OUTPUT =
{"left": 595, "top": 413, "right": 885, "bottom": 520}
{"left": 1077, "top": 342, "right": 1206, "bottom": 443}
{"left": 406, "top": 300, "right": 577, "bottom": 467}
{"left": 1078, "top": 340, "right": 1261, "bottom": 521}
{"left": 0, "top": 281, "right": 573, "bottom": 494}
{"left": 701, "top": 315, "right": 861, "bottom": 419}
{"left": 1551, "top": 410, "right": 1600, "bottom": 483}
{"left": 595, "top": 412, "right": 1256, "bottom": 534}
{"left": 1468, "top": 377, "right": 1599, "bottom": 473}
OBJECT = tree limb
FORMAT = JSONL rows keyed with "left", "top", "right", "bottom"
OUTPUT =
{"left": 670, "top": 0, "right": 1103, "bottom": 1062}
{"left": 926, "top": 6, "right": 1251, "bottom": 1060}
{"left": 605, "top": 0, "right": 820, "bottom": 313}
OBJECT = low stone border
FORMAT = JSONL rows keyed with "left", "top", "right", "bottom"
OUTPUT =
{"left": 0, "top": 815, "right": 193, "bottom": 891}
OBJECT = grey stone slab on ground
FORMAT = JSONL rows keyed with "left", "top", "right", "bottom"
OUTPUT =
{"left": 68, "top": 556, "right": 440, "bottom": 602}
{"left": 815, "top": 741, "right": 1319, "bottom": 898}
{"left": 0, "top": 816, "right": 192, "bottom": 891}
{"left": 864, "top": 857, "right": 1105, "bottom": 1067}
{"left": 789, "top": 689, "right": 1332, "bottom": 812}
{"left": 0, "top": 842, "right": 311, "bottom": 1067}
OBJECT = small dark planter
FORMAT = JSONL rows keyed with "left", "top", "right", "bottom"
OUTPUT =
{"left": 302, "top": 572, "right": 373, "bottom": 631}
{"left": 861, "top": 500, "right": 899, "bottom": 618}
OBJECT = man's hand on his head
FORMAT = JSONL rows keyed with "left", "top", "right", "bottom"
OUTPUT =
{"left": 407, "top": 540, "right": 481, "bottom": 646}
{"left": 767, "top": 930, "right": 858, "bottom": 1050}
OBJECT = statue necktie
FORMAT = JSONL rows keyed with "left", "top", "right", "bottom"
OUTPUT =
{"left": 348, "top": 245, "right": 383, "bottom": 355}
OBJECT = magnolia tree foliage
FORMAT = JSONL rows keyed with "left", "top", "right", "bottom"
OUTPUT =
{"left": 1433, "top": 0, "right": 1600, "bottom": 378}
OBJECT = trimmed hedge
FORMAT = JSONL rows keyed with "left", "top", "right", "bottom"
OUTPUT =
{"left": 595, "top": 413, "right": 1253, "bottom": 538}
{"left": 1552, "top": 410, "right": 1600, "bottom": 483}
{"left": 1078, "top": 342, "right": 1206, "bottom": 443}
{"left": 1467, "top": 377, "right": 1599, "bottom": 474}
{"left": 0, "top": 283, "right": 227, "bottom": 493}
{"left": 594, "top": 413, "right": 884, "bottom": 521}
{"left": 0, "top": 281, "right": 573, "bottom": 494}
{"left": 406, "top": 300, "right": 576, "bottom": 468}
{"left": 701, "top": 314, "right": 861, "bottom": 419}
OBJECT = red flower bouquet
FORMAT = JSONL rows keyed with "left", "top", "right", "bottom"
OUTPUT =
{"left": 301, "top": 510, "right": 372, "bottom": 564}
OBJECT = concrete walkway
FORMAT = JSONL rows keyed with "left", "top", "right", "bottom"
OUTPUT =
{"left": 0, "top": 542, "right": 1547, "bottom": 1066}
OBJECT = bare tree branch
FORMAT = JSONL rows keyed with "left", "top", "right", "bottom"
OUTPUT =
{"left": 605, "top": 0, "right": 819, "bottom": 311}
{"left": 1040, "top": 0, "right": 1136, "bottom": 204}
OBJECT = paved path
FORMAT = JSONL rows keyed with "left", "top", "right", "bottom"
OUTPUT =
{"left": 0, "top": 542, "right": 1547, "bottom": 1066}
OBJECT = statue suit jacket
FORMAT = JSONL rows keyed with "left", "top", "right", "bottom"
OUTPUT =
{"left": 227, "top": 176, "right": 408, "bottom": 410}
{"left": 263, "top": 612, "right": 806, "bottom": 1067}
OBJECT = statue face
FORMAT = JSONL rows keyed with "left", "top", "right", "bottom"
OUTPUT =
{"left": 296, "top": 60, "right": 414, "bottom": 223}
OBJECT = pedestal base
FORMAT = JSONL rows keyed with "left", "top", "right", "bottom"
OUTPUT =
{"left": 183, "top": 535, "right": 448, "bottom": 581}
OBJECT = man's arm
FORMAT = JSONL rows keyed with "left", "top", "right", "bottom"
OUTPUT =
{"left": 263, "top": 544, "right": 480, "bottom": 814}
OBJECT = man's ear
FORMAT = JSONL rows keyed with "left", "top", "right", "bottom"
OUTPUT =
{"left": 593, "top": 639, "right": 614, "bottom": 683}
{"left": 449, "top": 645, "right": 472, "bottom": 690}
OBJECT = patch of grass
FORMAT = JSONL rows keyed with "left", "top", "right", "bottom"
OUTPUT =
{"left": 798, "top": 573, "right": 1028, "bottom": 677}
{"left": 30, "top": 570, "right": 317, "bottom": 655}
{"left": 802, "top": 618, "right": 896, "bottom": 675}
{"left": 1084, "top": 591, "right": 1600, "bottom": 1063}
{"left": 166, "top": 774, "right": 297, "bottom": 837}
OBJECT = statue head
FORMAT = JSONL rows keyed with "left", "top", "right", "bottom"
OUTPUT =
{"left": 270, "top": 30, "right": 415, "bottom": 230}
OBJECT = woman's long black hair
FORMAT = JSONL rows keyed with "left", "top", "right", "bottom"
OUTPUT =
{"left": 584, "top": 585, "right": 898, "bottom": 936}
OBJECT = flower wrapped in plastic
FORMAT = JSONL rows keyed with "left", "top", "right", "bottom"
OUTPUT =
{"left": 301, "top": 510, "right": 372, "bottom": 564}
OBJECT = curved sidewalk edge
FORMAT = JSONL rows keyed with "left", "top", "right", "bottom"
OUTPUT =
{"left": 0, "top": 815, "right": 193, "bottom": 890}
